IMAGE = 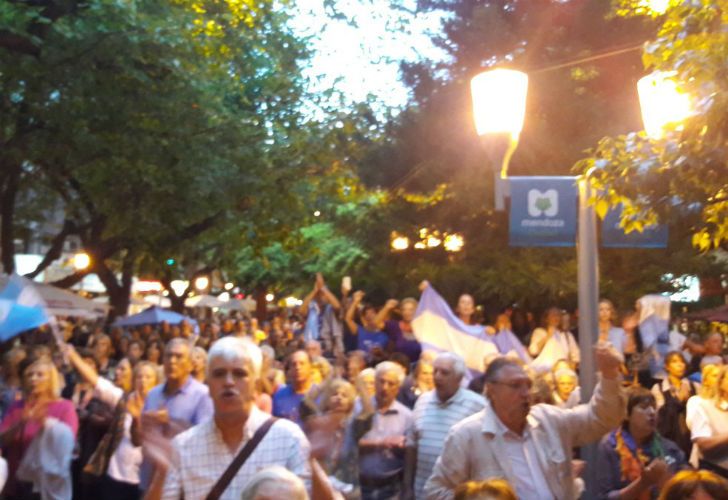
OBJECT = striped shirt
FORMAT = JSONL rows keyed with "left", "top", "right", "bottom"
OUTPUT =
{"left": 408, "top": 388, "right": 484, "bottom": 499}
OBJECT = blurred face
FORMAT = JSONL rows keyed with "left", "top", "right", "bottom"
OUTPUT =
{"left": 305, "top": 342, "right": 322, "bottom": 359}
{"left": 546, "top": 310, "right": 561, "bottom": 328}
{"left": 362, "top": 308, "right": 377, "bottom": 325}
{"left": 360, "top": 373, "right": 375, "bottom": 397}
{"left": 628, "top": 401, "right": 657, "bottom": 436}
{"left": 375, "top": 370, "right": 401, "bottom": 409}
{"left": 703, "top": 367, "right": 720, "bottom": 390}
{"left": 287, "top": 351, "right": 311, "bottom": 387}
{"left": 327, "top": 386, "right": 353, "bottom": 414}
{"left": 191, "top": 350, "right": 206, "bottom": 374}
{"left": 401, "top": 302, "right": 417, "bottom": 322}
{"left": 135, "top": 365, "right": 157, "bottom": 396}
{"left": 164, "top": 343, "right": 193, "bottom": 382}
{"left": 456, "top": 295, "right": 475, "bottom": 318}
{"left": 115, "top": 359, "right": 132, "bottom": 388}
{"left": 706, "top": 334, "right": 723, "bottom": 356}
{"left": 417, "top": 363, "right": 434, "bottom": 391}
{"left": 207, "top": 356, "right": 256, "bottom": 417}
{"left": 95, "top": 337, "right": 111, "bottom": 359}
{"left": 24, "top": 362, "right": 53, "bottom": 397}
{"left": 598, "top": 302, "right": 613, "bottom": 323}
{"left": 434, "top": 358, "right": 461, "bottom": 402}
{"left": 486, "top": 365, "right": 532, "bottom": 425}
{"left": 146, "top": 344, "right": 161, "bottom": 363}
{"left": 666, "top": 355, "right": 686, "bottom": 379}
{"left": 556, "top": 374, "right": 577, "bottom": 401}
{"left": 347, "top": 356, "right": 365, "bottom": 380}
{"left": 128, "top": 343, "right": 143, "bottom": 363}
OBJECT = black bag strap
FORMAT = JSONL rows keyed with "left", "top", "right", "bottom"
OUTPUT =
{"left": 205, "top": 417, "right": 278, "bottom": 500}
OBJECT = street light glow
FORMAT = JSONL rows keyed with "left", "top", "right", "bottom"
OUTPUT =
{"left": 426, "top": 235, "right": 441, "bottom": 248}
{"left": 194, "top": 276, "right": 209, "bottom": 291}
{"left": 391, "top": 234, "right": 410, "bottom": 251}
{"left": 414, "top": 241, "right": 426, "bottom": 250}
{"left": 73, "top": 252, "right": 91, "bottom": 270}
{"left": 638, "top": 71, "right": 692, "bottom": 139}
{"left": 224, "top": 282, "right": 234, "bottom": 290}
{"left": 641, "top": 0, "right": 670, "bottom": 15}
{"left": 444, "top": 233, "right": 465, "bottom": 252}
{"left": 266, "top": 293, "right": 275, "bottom": 302}
{"left": 471, "top": 69, "right": 528, "bottom": 137}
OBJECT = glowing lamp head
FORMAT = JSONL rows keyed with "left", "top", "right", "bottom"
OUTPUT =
{"left": 265, "top": 293, "right": 275, "bottom": 302}
{"left": 73, "top": 252, "right": 91, "bottom": 270}
{"left": 390, "top": 234, "right": 410, "bottom": 251}
{"left": 444, "top": 233, "right": 465, "bottom": 252}
{"left": 471, "top": 69, "right": 528, "bottom": 137}
{"left": 194, "top": 276, "right": 209, "bottom": 291}
{"left": 638, "top": 71, "right": 692, "bottom": 139}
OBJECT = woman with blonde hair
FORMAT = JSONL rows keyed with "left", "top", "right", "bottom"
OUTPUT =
{"left": 65, "top": 345, "right": 159, "bottom": 499}
{"left": 0, "top": 354, "right": 78, "bottom": 499}
{"left": 686, "top": 364, "right": 728, "bottom": 476}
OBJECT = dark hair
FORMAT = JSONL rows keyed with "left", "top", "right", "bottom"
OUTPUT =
{"left": 663, "top": 350, "right": 687, "bottom": 368}
{"left": 658, "top": 470, "right": 728, "bottom": 500}
{"left": 483, "top": 357, "right": 522, "bottom": 383}
{"left": 284, "top": 350, "right": 310, "bottom": 371}
{"left": 389, "top": 352, "right": 411, "bottom": 374}
{"left": 626, "top": 386, "right": 656, "bottom": 416}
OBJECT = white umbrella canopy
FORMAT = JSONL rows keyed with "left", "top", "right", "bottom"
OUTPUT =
{"left": 218, "top": 297, "right": 256, "bottom": 312}
{"left": 185, "top": 294, "right": 224, "bottom": 308}
{"left": 0, "top": 274, "right": 109, "bottom": 318}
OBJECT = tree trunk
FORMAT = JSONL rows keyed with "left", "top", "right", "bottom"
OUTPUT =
{"left": 0, "top": 164, "right": 20, "bottom": 274}
{"left": 25, "top": 219, "right": 76, "bottom": 279}
{"left": 254, "top": 286, "right": 267, "bottom": 322}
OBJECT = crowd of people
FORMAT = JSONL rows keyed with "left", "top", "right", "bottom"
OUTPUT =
{"left": 1, "top": 274, "right": 727, "bottom": 500}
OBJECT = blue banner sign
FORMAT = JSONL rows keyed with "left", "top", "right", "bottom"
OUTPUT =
{"left": 509, "top": 176, "right": 578, "bottom": 247}
{"left": 602, "top": 205, "right": 668, "bottom": 248}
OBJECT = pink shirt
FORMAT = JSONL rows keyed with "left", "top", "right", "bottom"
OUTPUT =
{"left": 0, "top": 399, "right": 78, "bottom": 496}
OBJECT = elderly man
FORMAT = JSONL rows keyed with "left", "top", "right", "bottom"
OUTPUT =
{"left": 157, "top": 337, "right": 310, "bottom": 499}
{"left": 404, "top": 353, "right": 484, "bottom": 499}
{"left": 424, "top": 344, "right": 625, "bottom": 500}
{"left": 357, "top": 360, "right": 413, "bottom": 499}
{"left": 273, "top": 350, "right": 314, "bottom": 424}
{"left": 139, "top": 338, "right": 214, "bottom": 492}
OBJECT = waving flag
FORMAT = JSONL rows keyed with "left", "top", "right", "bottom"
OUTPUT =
{"left": 0, "top": 274, "right": 51, "bottom": 342}
{"left": 411, "top": 286, "right": 491, "bottom": 373}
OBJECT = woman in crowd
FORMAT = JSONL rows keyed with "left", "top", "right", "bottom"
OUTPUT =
{"left": 65, "top": 344, "right": 159, "bottom": 499}
{"left": 599, "top": 299, "right": 628, "bottom": 355}
{"left": 144, "top": 339, "right": 164, "bottom": 365}
{"left": 397, "top": 358, "right": 434, "bottom": 409}
{"left": 0, "top": 354, "right": 79, "bottom": 499}
{"left": 552, "top": 368, "right": 580, "bottom": 409}
{"left": 651, "top": 351, "right": 698, "bottom": 456}
{"left": 529, "top": 307, "right": 580, "bottom": 373}
{"left": 190, "top": 346, "right": 207, "bottom": 383}
{"left": 595, "top": 387, "right": 686, "bottom": 499}
{"left": 376, "top": 295, "right": 422, "bottom": 364}
{"left": 455, "top": 293, "right": 479, "bottom": 325}
{"left": 686, "top": 363, "right": 721, "bottom": 455}
{"left": 688, "top": 365, "right": 728, "bottom": 477}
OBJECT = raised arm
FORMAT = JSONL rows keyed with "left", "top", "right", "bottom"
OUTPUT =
{"left": 345, "top": 291, "right": 365, "bottom": 334}
{"left": 374, "top": 299, "right": 398, "bottom": 331}
{"left": 64, "top": 344, "right": 99, "bottom": 388}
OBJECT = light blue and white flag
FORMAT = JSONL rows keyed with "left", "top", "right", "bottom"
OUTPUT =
{"left": 0, "top": 274, "right": 51, "bottom": 342}
{"left": 412, "top": 286, "right": 500, "bottom": 373}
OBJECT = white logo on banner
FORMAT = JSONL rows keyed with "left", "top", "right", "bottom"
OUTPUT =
{"left": 527, "top": 189, "right": 559, "bottom": 217}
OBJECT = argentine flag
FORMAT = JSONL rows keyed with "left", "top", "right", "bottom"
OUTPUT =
{"left": 412, "top": 286, "right": 530, "bottom": 373}
{"left": 0, "top": 274, "right": 51, "bottom": 342}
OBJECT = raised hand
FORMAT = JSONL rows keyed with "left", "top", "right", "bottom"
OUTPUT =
{"left": 594, "top": 342, "right": 623, "bottom": 379}
{"left": 352, "top": 290, "right": 366, "bottom": 303}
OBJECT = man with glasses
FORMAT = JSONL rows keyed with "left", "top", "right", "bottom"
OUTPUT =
{"left": 424, "top": 344, "right": 625, "bottom": 500}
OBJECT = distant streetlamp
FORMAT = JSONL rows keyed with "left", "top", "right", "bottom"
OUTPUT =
{"left": 638, "top": 71, "right": 693, "bottom": 139}
{"left": 73, "top": 252, "right": 91, "bottom": 271}
{"left": 390, "top": 233, "right": 410, "bottom": 251}
{"left": 265, "top": 293, "right": 275, "bottom": 302}
{"left": 194, "top": 276, "right": 209, "bottom": 291}
{"left": 443, "top": 233, "right": 465, "bottom": 252}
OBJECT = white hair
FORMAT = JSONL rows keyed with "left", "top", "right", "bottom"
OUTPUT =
{"left": 435, "top": 352, "right": 467, "bottom": 379}
{"left": 375, "top": 361, "right": 405, "bottom": 384}
{"left": 207, "top": 336, "right": 262, "bottom": 377}
{"left": 240, "top": 465, "right": 308, "bottom": 500}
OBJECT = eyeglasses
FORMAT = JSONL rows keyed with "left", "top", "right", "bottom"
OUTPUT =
{"left": 490, "top": 380, "right": 533, "bottom": 391}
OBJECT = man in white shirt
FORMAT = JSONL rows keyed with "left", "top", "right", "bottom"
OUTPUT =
{"left": 153, "top": 337, "right": 310, "bottom": 500}
{"left": 424, "top": 344, "right": 625, "bottom": 500}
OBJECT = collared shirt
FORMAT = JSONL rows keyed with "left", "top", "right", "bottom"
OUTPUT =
{"left": 490, "top": 415, "right": 554, "bottom": 500}
{"left": 408, "top": 388, "right": 484, "bottom": 499}
{"left": 162, "top": 405, "right": 310, "bottom": 500}
{"left": 140, "top": 376, "right": 214, "bottom": 489}
{"left": 358, "top": 399, "right": 413, "bottom": 480}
